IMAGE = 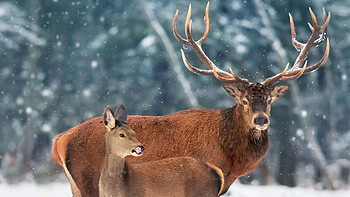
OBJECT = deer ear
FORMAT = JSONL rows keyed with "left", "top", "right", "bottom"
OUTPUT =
{"left": 271, "top": 85, "right": 289, "bottom": 102}
{"left": 115, "top": 104, "right": 127, "bottom": 123}
{"left": 222, "top": 84, "right": 243, "bottom": 98}
{"left": 103, "top": 105, "right": 116, "bottom": 130}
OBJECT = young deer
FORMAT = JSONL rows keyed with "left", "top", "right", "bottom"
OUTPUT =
{"left": 99, "top": 105, "right": 224, "bottom": 197}
{"left": 52, "top": 3, "right": 330, "bottom": 196}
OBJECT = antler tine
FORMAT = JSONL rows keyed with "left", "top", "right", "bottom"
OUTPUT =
{"left": 173, "top": 10, "right": 190, "bottom": 45}
{"left": 228, "top": 68, "right": 251, "bottom": 85}
{"left": 262, "top": 63, "right": 289, "bottom": 86}
{"left": 280, "top": 61, "right": 307, "bottom": 81}
{"left": 321, "top": 10, "right": 331, "bottom": 30}
{"left": 174, "top": 3, "right": 251, "bottom": 86}
{"left": 197, "top": 2, "right": 210, "bottom": 44}
{"left": 184, "top": 4, "right": 194, "bottom": 43}
{"left": 181, "top": 49, "right": 213, "bottom": 76}
{"left": 173, "top": 3, "right": 210, "bottom": 46}
{"left": 307, "top": 22, "right": 314, "bottom": 32}
{"left": 181, "top": 49, "right": 237, "bottom": 79}
{"left": 308, "top": 11, "right": 330, "bottom": 32}
{"left": 182, "top": 3, "right": 213, "bottom": 70}
{"left": 289, "top": 13, "right": 304, "bottom": 51}
{"left": 213, "top": 65, "right": 251, "bottom": 85}
{"left": 309, "top": 7, "right": 319, "bottom": 29}
{"left": 323, "top": 7, "right": 327, "bottom": 19}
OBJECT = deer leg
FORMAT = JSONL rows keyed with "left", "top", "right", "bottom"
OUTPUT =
{"left": 63, "top": 164, "right": 82, "bottom": 197}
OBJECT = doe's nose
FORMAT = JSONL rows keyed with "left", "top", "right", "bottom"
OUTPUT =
{"left": 139, "top": 145, "right": 145, "bottom": 153}
{"left": 133, "top": 145, "right": 145, "bottom": 155}
{"left": 254, "top": 116, "right": 269, "bottom": 126}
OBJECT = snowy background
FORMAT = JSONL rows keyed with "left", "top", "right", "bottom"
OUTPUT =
{"left": 0, "top": 0, "right": 349, "bottom": 196}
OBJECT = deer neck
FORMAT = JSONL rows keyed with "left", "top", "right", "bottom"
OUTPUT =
{"left": 103, "top": 153, "right": 125, "bottom": 173}
{"left": 101, "top": 146, "right": 127, "bottom": 194}
{"left": 219, "top": 105, "right": 269, "bottom": 160}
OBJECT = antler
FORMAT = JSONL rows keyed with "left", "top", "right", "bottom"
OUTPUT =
{"left": 173, "top": 2, "right": 251, "bottom": 86}
{"left": 174, "top": 4, "right": 330, "bottom": 87}
{"left": 263, "top": 8, "right": 330, "bottom": 86}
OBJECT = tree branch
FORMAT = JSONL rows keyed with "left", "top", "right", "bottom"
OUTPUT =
{"left": 141, "top": 2, "right": 199, "bottom": 108}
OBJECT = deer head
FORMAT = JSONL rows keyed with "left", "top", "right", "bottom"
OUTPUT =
{"left": 173, "top": 3, "right": 330, "bottom": 131}
{"left": 103, "top": 105, "right": 145, "bottom": 158}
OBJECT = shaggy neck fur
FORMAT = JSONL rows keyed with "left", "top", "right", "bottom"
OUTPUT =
{"left": 219, "top": 105, "right": 269, "bottom": 161}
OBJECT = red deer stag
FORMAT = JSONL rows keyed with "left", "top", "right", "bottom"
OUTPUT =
{"left": 99, "top": 105, "right": 224, "bottom": 197}
{"left": 52, "top": 3, "right": 330, "bottom": 197}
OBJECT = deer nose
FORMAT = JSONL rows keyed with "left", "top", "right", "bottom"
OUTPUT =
{"left": 139, "top": 146, "right": 145, "bottom": 153}
{"left": 254, "top": 116, "right": 269, "bottom": 126}
{"left": 133, "top": 145, "right": 145, "bottom": 155}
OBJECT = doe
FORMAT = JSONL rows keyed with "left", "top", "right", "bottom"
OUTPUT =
{"left": 99, "top": 105, "right": 224, "bottom": 197}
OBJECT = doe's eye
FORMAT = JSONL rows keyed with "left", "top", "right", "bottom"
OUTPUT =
{"left": 268, "top": 100, "right": 271, "bottom": 104}
{"left": 119, "top": 133, "right": 125, "bottom": 138}
{"left": 243, "top": 100, "right": 248, "bottom": 105}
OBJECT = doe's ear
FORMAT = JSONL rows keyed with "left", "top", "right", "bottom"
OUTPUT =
{"left": 103, "top": 105, "right": 116, "bottom": 130}
{"left": 271, "top": 85, "right": 289, "bottom": 102}
{"left": 115, "top": 104, "right": 127, "bottom": 123}
{"left": 222, "top": 83, "right": 243, "bottom": 98}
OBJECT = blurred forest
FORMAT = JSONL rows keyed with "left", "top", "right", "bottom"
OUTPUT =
{"left": 0, "top": 0, "right": 349, "bottom": 192}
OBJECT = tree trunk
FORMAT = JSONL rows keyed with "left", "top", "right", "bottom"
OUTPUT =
{"left": 17, "top": 0, "right": 42, "bottom": 180}
{"left": 141, "top": 1, "right": 199, "bottom": 108}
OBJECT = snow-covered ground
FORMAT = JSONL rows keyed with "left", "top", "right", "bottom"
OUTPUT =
{"left": 0, "top": 182, "right": 70, "bottom": 197}
{"left": 227, "top": 182, "right": 350, "bottom": 197}
{"left": 0, "top": 182, "right": 349, "bottom": 197}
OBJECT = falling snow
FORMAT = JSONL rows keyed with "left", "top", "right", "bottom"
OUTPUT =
{"left": 0, "top": 0, "right": 349, "bottom": 194}
{"left": 300, "top": 110, "right": 307, "bottom": 118}
{"left": 91, "top": 60, "right": 98, "bottom": 69}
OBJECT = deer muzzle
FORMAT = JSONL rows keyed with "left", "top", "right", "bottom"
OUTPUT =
{"left": 252, "top": 113, "right": 269, "bottom": 130}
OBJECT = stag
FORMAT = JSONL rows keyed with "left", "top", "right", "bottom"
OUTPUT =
{"left": 99, "top": 105, "right": 224, "bottom": 197}
{"left": 52, "top": 3, "right": 330, "bottom": 196}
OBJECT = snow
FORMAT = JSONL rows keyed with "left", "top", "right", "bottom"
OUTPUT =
{"left": 91, "top": 60, "right": 98, "bottom": 69}
{"left": 226, "top": 182, "right": 350, "bottom": 197}
{"left": 301, "top": 110, "right": 307, "bottom": 118}
{"left": 0, "top": 182, "right": 70, "bottom": 197}
{"left": 41, "top": 123, "right": 51, "bottom": 132}
{"left": 25, "top": 107, "right": 33, "bottom": 114}
{"left": 342, "top": 74, "right": 347, "bottom": 81}
{"left": 0, "top": 182, "right": 349, "bottom": 197}
{"left": 140, "top": 35, "right": 156, "bottom": 48}
{"left": 296, "top": 129, "right": 304, "bottom": 137}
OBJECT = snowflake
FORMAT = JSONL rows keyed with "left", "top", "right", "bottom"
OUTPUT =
{"left": 91, "top": 60, "right": 98, "bottom": 69}
{"left": 301, "top": 110, "right": 307, "bottom": 118}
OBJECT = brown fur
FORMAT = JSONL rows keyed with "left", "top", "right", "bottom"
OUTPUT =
{"left": 99, "top": 116, "right": 223, "bottom": 197}
{"left": 52, "top": 132, "right": 82, "bottom": 196}
{"left": 52, "top": 135, "right": 62, "bottom": 165}
{"left": 52, "top": 106, "right": 269, "bottom": 196}
{"left": 206, "top": 162, "right": 225, "bottom": 195}
{"left": 100, "top": 156, "right": 223, "bottom": 197}
{"left": 100, "top": 155, "right": 223, "bottom": 197}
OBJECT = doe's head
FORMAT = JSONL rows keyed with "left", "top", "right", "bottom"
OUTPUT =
{"left": 103, "top": 104, "right": 144, "bottom": 158}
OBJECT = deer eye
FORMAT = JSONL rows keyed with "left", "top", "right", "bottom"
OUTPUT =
{"left": 268, "top": 100, "right": 272, "bottom": 104}
{"left": 119, "top": 133, "right": 125, "bottom": 138}
{"left": 243, "top": 100, "right": 248, "bottom": 105}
